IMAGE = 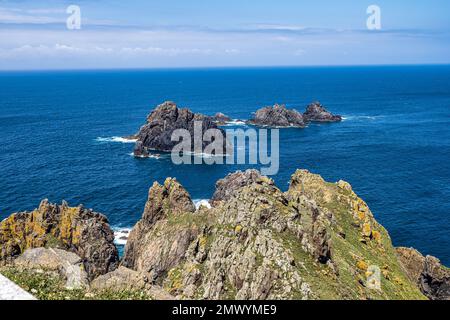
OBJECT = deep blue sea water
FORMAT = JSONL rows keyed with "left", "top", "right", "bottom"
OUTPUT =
{"left": 1, "top": 66, "right": 449, "bottom": 264}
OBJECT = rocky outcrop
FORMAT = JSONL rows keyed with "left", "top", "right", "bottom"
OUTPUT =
{"left": 247, "top": 102, "right": 341, "bottom": 128}
{"left": 396, "top": 247, "right": 450, "bottom": 300}
{"left": 90, "top": 266, "right": 175, "bottom": 300}
{"left": 121, "top": 178, "right": 198, "bottom": 278}
{"left": 14, "top": 247, "right": 89, "bottom": 290}
{"left": 0, "top": 200, "right": 119, "bottom": 280}
{"left": 133, "top": 101, "right": 226, "bottom": 156}
{"left": 122, "top": 169, "right": 426, "bottom": 300}
{"left": 303, "top": 101, "right": 342, "bottom": 122}
{"left": 211, "top": 112, "right": 232, "bottom": 125}
{"left": 210, "top": 169, "right": 274, "bottom": 205}
{"left": 247, "top": 104, "right": 306, "bottom": 128}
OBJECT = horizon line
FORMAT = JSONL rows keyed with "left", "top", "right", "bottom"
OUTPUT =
{"left": 1, "top": 62, "right": 450, "bottom": 73}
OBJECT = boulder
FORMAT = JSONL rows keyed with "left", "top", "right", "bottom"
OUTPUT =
{"left": 14, "top": 247, "right": 89, "bottom": 290}
{"left": 91, "top": 266, "right": 175, "bottom": 300}
{"left": 0, "top": 200, "right": 119, "bottom": 280}
{"left": 90, "top": 266, "right": 146, "bottom": 291}
{"left": 247, "top": 104, "right": 305, "bottom": 128}
{"left": 303, "top": 102, "right": 342, "bottom": 122}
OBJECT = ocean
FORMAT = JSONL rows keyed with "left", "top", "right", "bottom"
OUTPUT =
{"left": 0, "top": 66, "right": 449, "bottom": 264}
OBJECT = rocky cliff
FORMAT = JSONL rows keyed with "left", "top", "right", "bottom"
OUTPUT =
{"left": 396, "top": 247, "right": 450, "bottom": 300}
{"left": 122, "top": 169, "right": 428, "bottom": 299}
{"left": 1, "top": 169, "right": 448, "bottom": 300}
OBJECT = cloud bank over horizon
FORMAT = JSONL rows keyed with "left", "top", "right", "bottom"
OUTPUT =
{"left": 1, "top": 0, "right": 450, "bottom": 70}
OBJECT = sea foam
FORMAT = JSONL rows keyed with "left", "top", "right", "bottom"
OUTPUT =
{"left": 113, "top": 227, "right": 132, "bottom": 246}
{"left": 193, "top": 199, "right": 212, "bottom": 210}
{"left": 95, "top": 136, "right": 137, "bottom": 143}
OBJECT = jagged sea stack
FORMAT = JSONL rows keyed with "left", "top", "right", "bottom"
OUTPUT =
{"left": 133, "top": 101, "right": 226, "bottom": 157}
{"left": 303, "top": 101, "right": 342, "bottom": 122}
{"left": 247, "top": 104, "right": 306, "bottom": 128}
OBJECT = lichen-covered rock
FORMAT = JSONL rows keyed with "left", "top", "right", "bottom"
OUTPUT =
{"left": 247, "top": 104, "right": 306, "bottom": 128}
{"left": 396, "top": 247, "right": 450, "bottom": 300}
{"left": 14, "top": 247, "right": 89, "bottom": 290}
{"left": 0, "top": 200, "right": 119, "bottom": 280}
{"left": 122, "top": 169, "right": 426, "bottom": 300}
{"left": 303, "top": 101, "right": 342, "bottom": 122}
{"left": 133, "top": 101, "right": 226, "bottom": 156}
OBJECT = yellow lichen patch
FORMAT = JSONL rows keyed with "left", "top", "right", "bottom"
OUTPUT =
{"left": 393, "top": 276, "right": 404, "bottom": 286}
{"left": 234, "top": 225, "right": 243, "bottom": 234}
{"left": 59, "top": 207, "right": 80, "bottom": 244}
{"left": 198, "top": 235, "right": 207, "bottom": 248}
{"left": 356, "top": 260, "right": 368, "bottom": 271}
{"left": 371, "top": 230, "right": 382, "bottom": 243}
{"left": 362, "top": 223, "right": 372, "bottom": 237}
{"left": 357, "top": 211, "right": 366, "bottom": 221}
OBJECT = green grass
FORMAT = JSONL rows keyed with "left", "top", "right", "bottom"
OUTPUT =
{"left": 0, "top": 267, "right": 150, "bottom": 300}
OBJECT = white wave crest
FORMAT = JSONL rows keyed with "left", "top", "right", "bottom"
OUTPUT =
{"left": 129, "top": 152, "right": 161, "bottom": 159}
{"left": 222, "top": 119, "right": 247, "bottom": 126}
{"left": 96, "top": 136, "right": 137, "bottom": 143}
{"left": 113, "top": 227, "right": 132, "bottom": 246}
{"left": 342, "top": 115, "right": 383, "bottom": 121}
{"left": 193, "top": 199, "right": 211, "bottom": 210}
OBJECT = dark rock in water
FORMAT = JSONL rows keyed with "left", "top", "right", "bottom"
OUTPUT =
{"left": 396, "top": 247, "right": 450, "bottom": 300}
{"left": 303, "top": 101, "right": 342, "bottom": 122}
{"left": 210, "top": 169, "right": 274, "bottom": 206}
{"left": 0, "top": 200, "right": 119, "bottom": 280}
{"left": 212, "top": 112, "right": 232, "bottom": 125}
{"left": 247, "top": 104, "right": 306, "bottom": 128}
{"left": 133, "top": 101, "right": 227, "bottom": 156}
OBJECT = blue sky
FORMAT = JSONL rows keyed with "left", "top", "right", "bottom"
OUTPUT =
{"left": 0, "top": 0, "right": 450, "bottom": 70}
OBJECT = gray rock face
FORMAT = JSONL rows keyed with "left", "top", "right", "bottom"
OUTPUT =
{"left": 210, "top": 169, "right": 274, "bottom": 206}
{"left": 396, "top": 247, "right": 450, "bottom": 300}
{"left": 91, "top": 266, "right": 175, "bottom": 300}
{"left": 133, "top": 101, "right": 226, "bottom": 156}
{"left": 121, "top": 178, "right": 197, "bottom": 276}
{"left": 247, "top": 104, "right": 306, "bottom": 128}
{"left": 303, "top": 102, "right": 342, "bottom": 122}
{"left": 14, "top": 247, "right": 89, "bottom": 290}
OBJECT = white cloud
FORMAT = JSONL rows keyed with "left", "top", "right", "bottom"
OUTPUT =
{"left": 0, "top": 6, "right": 64, "bottom": 24}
